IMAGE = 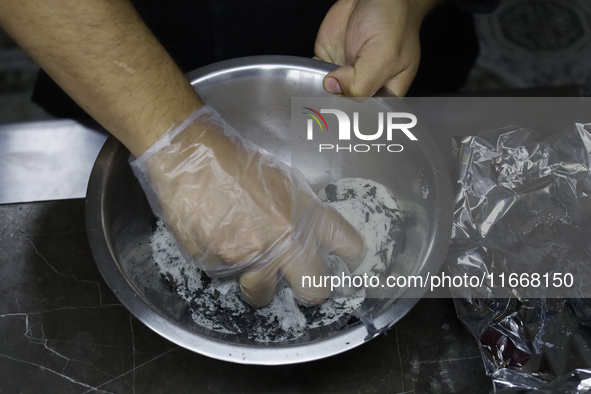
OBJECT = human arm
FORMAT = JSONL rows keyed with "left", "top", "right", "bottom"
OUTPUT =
{"left": 0, "top": 0, "right": 365, "bottom": 307}
{"left": 0, "top": 0, "right": 202, "bottom": 157}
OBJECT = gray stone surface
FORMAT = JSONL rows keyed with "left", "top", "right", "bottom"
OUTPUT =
{"left": 0, "top": 199, "right": 493, "bottom": 394}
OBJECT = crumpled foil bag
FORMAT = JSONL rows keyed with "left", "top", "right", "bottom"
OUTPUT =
{"left": 446, "top": 124, "right": 591, "bottom": 392}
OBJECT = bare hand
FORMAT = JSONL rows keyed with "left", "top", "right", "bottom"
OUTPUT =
{"left": 315, "top": 0, "right": 437, "bottom": 97}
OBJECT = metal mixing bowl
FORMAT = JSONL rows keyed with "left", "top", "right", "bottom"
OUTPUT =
{"left": 86, "top": 55, "right": 452, "bottom": 365}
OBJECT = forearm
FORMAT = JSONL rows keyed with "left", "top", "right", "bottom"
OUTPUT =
{"left": 0, "top": 0, "right": 203, "bottom": 157}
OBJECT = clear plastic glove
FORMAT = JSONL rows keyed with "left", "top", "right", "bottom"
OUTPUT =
{"left": 130, "top": 106, "right": 365, "bottom": 307}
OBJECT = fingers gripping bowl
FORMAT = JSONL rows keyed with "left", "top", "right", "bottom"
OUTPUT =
{"left": 86, "top": 56, "right": 453, "bottom": 365}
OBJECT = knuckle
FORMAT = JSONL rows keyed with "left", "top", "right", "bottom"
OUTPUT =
{"left": 347, "top": 82, "right": 371, "bottom": 97}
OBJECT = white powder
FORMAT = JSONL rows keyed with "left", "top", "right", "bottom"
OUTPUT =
{"left": 318, "top": 178, "right": 404, "bottom": 276}
{"left": 150, "top": 178, "right": 403, "bottom": 342}
{"left": 422, "top": 185, "right": 429, "bottom": 199}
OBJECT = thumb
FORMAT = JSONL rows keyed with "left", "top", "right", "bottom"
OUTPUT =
{"left": 324, "top": 63, "right": 378, "bottom": 97}
{"left": 323, "top": 42, "right": 417, "bottom": 97}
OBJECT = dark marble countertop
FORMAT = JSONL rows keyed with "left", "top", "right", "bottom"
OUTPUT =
{"left": 0, "top": 199, "right": 492, "bottom": 393}
{"left": 6, "top": 97, "right": 591, "bottom": 393}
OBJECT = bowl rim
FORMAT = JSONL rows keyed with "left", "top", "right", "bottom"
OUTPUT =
{"left": 86, "top": 55, "right": 453, "bottom": 365}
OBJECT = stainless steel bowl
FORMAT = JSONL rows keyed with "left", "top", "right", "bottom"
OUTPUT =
{"left": 86, "top": 55, "right": 453, "bottom": 365}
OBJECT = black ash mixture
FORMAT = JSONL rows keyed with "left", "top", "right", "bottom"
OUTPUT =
{"left": 150, "top": 178, "right": 404, "bottom": 342}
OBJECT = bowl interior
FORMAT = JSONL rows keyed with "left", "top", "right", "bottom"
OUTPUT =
{"left": 87, "top": 56, "right": 452, "bottom": 364}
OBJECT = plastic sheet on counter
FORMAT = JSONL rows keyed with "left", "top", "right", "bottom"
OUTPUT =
{"left": 447, "top": 124, "right": 591, "bottom": 392}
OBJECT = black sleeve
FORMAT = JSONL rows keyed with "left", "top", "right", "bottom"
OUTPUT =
{"left": 452, "top": 0, "right": 500, "bottom": 14}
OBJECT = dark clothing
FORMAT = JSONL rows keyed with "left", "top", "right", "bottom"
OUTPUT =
{"left": 32, "top": 1, "right": 490, "bottom": 118}
{"left": 455, "top": 0, "right": 500, "bottom": 13}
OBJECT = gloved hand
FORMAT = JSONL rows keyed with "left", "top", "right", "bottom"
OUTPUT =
{"left": 131, "top": 105, "right": 365, "bottom": 307}
{"left": 315, "top": 0, "right": 439, "bottom": 97}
